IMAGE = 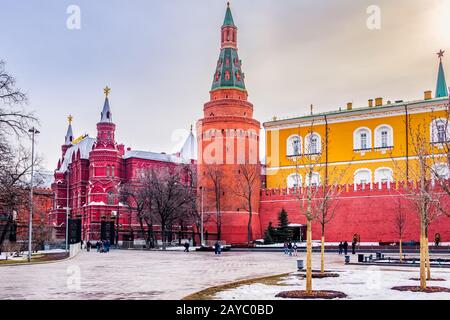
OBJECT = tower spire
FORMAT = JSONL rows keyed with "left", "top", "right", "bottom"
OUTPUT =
{"left": 100, "top": 86, "right": 113, "bottom": 123}
{"left": 212, "top": 3, "right": 245, "bottom": 91}
{"left": 436, "top": 50, "right": 448, "bottom": 98}
{"left": 64, "top": 115, "right": 74, "bottom": 145}
{"left": 223, "top": 2, "right": 235, "bottom": 27}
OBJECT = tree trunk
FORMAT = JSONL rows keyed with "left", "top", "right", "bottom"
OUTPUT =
{"left": 419, "top": 222, "right": 427, "bottom": 290}
{"left": 399, "top": 238, "right": 403, "bottom": 262}
{"left": 247, "top": 209, "right": 252, "bottom": 245}
{"left": 161, "top": 224, "right": 166, "bottom": 251}
{"left": 306, "top": 219, "right": 313, "bottom": 294}
{"left": 320, "top": 235, "right": 325, "bottom": 274}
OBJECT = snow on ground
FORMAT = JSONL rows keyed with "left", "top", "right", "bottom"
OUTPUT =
{"left": 215, "top": 266, "right": 450, "bottom": 300}
{"left": 0, "top": 249, "right": 66, "bottom": 262}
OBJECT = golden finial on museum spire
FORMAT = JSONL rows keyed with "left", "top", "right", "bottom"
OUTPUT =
{"left": 68, "top": 114, "right": 73, "bottom": 125}
{"left": 104, "top": 86, "right": 111, "bottom": 98}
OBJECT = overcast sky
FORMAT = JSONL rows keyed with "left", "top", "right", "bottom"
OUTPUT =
{"left": 1, "top": 0, "right": 449, "bottom": 170}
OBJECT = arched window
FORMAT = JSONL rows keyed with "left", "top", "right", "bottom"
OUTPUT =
{"left": 432, "top": 163, "right": 450, "bottom": 179}
{"left": 354, "top": 169, "right": 372, "bottom": 185}
{"left": 374, "top": 167, "right": 393, "bottom": 183}
{"left": 287, "top": 135, "right": 302, "bottom": 157}
{"left": 374, "top": 125, "right": 393, "bottom": 149}
{"left": 287, "top": 173, "right": 302, "bottom": 188}
{"left": 430, "top": 118, "right": 450, "bottom": 144}
{"left": 353, "top": 127, "right": 372, "bottom": 151}
{"left": 305, "top": 172, "right": 320, "bottom": 186}
{"left": 304, "top": 133, "right": 322, "bottom": 155}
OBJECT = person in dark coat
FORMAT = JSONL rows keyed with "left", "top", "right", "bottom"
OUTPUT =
{"left": 214, "top": 241, "right": 220, "bottom": 255}
{"left": 352, "top": 240, "right": 357, "bottom": 255}
{"left": 343, "top": 241, "right": 348, "bottom": 255}
{"left": 184, "top": 241, "right": 190, "bottom": 253}
{"left": 338, "top": 242, "right": 343, "bottom": 255}
{"left": 86, "top": 241, "right": 92, "bottom": 252}
{"left": 288, "top": 242, "right": 293, "bottom": 256}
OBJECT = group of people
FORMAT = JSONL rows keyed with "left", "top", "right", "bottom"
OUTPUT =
{"left": 81, "top": 240, "right": 110, "bottom": 253}
{"left": 283, "top": 242, "right": 298, "bottom": 256}
{"left": 338, "top": 241, "right": 357, "bottom": 255}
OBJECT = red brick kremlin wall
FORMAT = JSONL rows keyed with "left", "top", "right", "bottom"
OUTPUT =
{"left": 259, "top": 182, "right": 450, "bottom": 243}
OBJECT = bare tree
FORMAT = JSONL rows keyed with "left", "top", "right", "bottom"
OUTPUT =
{"left": 0, "top": 60, "right": 38, "bottom": 249}
{"left": 394, "top": 198, "right": 407, "bottom": 262}
{"left": 234, "top": 164, "right": 261, "bottom": 244}
{"left": 119, "top": 181, "right": 151, "bottom": 247}
{"left": 205, "top": 165, "right": 224, "bottom": 241}
{"left": 0, "top": 147, "right": 38, "bottom": 248}
{"left": 0, "top": 60, "right": 36, "bottom": 141}
{"left": 145, "top": 167, "right": 195, "bottom": 250}
{"left": 392, "top": 121, "right": 444, "bottom": 289}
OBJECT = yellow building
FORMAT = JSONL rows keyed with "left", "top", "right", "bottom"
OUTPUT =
{"left": 264, "top": 53, "right": 450, "bottom": 189}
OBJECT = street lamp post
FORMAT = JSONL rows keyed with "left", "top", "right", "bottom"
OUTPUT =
{"left": 66, "top": 168, "right": 70, "bottom": 253}
{"left": 200, "top": 186, "right": 204, "bottom": 246}
{"left": 28, "top": 127, "right": 40, "bottom": 262}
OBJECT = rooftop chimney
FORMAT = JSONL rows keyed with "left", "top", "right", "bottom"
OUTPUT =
{"left": 424, "top": 90, "right": 432, "bottom": 100}
{"left": 375, "top": 97, "right": 383, "bottom": 107}
{"left": 347, "top": 102, "right": 353, "bottom": 110}
{"left": 368, "top": 99, "right": 374, "bottom": 108}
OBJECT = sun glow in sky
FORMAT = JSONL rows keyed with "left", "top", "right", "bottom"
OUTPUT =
{"left": 1, "top": 0, "right": 449, "bottom": 170}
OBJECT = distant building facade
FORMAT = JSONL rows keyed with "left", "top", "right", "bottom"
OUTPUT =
{"left": 49, "top": 89, "right": 196, "bottom": 243}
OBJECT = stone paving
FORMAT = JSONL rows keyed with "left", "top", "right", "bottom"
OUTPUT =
{"left": 3, "top": 249, "right": 442, "bottom": 300}
{"left": 0, "top": 249, "right": 323, "bottom": 300}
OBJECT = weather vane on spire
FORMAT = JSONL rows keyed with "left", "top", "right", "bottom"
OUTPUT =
{"left": 68, "top": 115, "right": 73, "bottom": 125}
{"left": 104, "top": 86, "right": 111, "bottom": 98}
{"left": 227, "top": 1, "right": 230, "bottom": 7}
{"left": 437, "top": 50, "right": 445, "bottom": 61}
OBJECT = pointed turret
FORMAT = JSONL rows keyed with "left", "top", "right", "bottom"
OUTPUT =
{"left": 179, "top": 125, "right": 197, "bottom": 162}
{"left": 436, "top": 50, "right": 448, "bottom": 98}
{"left": 95, "top": 86, "right": 116, "bottom": 147}
{"left": 212, "top": 2, "right": 246, "bottom": 91}
{"left": 100, "top": 86, "right": 113, "bottom": 123}
{"left": 223, "top": 2, "right": 235, "bottom": 27}
{"left": 65, "top": 115, "right": 74, "bottom": 145}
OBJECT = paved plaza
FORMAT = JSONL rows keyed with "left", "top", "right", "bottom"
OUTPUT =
{"left": 0, "top": 250, "right": 304, "bottom": 300}
{"left": 1, "top": 250, "right": 449, "bottom": 300}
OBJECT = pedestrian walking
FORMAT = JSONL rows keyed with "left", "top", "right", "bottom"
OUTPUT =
{"left": 214, "top": 241, "right": 220, "bottom": 255}
{"left": 288, "top": 242, "right": 293, "bottom": 256}
{"left": 352, "top": 240, "right": 356, "bottom": 255}
{"left": 293, "top": 243, "right": 298, "bottom": 256}
{"left": 338, "top": 242, "right": 343, "bottom": 255}
{"left": 283, "top": 242, "right": 288, "bottom": 255}
{"left": 184, "top": 241, "right": 190, "bottom": 253}
{"left": 343, "top": 241, "right": 348, "bottom": 255}
{"left": 86, "top": 241, "right": 91, "bottom": 252}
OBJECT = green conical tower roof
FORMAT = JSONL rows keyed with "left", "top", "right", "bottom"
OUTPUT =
{"left": 211, "top": 48, "right": 246, "bottom": 91}
{"left": 223, "top": 2, "right": 235, "bottom": 27}
{"left": 436, "top": 50, "right": 448, "bottom": 98}
{"left": 211, "top": 3, "right": 245, "bottom": 91}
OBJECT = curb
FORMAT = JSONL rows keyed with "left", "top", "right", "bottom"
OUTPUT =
{"left": 182, "top": 272, "right": 291, "bottom": 300}
{"left": 0, "top": 250, "right": 81, "bottom": 267}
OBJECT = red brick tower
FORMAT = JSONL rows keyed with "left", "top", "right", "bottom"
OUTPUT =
{"left": 197, "top": 3, "right": 261, "bottom": 244}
